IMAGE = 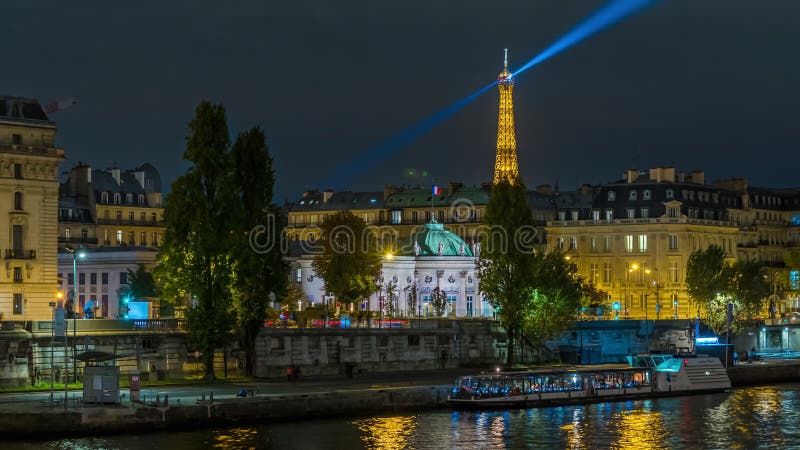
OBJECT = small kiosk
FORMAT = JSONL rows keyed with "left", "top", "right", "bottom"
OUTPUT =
{"left": 80, "top": 351, "right": 121, "bottom": 404}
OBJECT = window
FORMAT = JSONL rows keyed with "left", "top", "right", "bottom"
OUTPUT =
{"left": 129, "top": 211, "right": 134, "bottom": 222}
{"left": 90, "top": 273, "right": 97, "bottom": 285}
{"left": 603, "top": 263, "right": 613, "bottom": 283}
{"left": 67, "top": 273, "right": 74, "bottom": 285}
{"left": 556, "top": 237, "right": 564, "bottom": 250}
{"left": 101, "top": 192, "right": 109, "bottom": 204}
{"left": 569, "top": 237, "right": 578, "bottom": 251}
{"left": 140, "top": 212, "right": 146, "bottom": 223}
{"left": 113, "top": 193, "right": 121, "bottom": 204}
{"left": 116, "top": 230, "right": 123, "bottom": 244}
{"left": 14, "top": 192, "right": 22, "bottom": 210}
{"left": 608, "top": 191, "right": 616, "bottom": 201}
{"left": 141, "top": 232, "right": 147, "bottom": 246}
{"left": 120, "top": 272, "right": 129, "bottom": 285}
{"left": 408, "top": 335, "right": 420, "bottom": 346}
{"left": 391, "top": 210, "right": 402, "bottom": 225}
{"left": 13, "top": 294, "right": 23, "bottom": 315}
{"left": 296, "top": 268, "right": 302, "bottom": 283}
{"left": 558, "top": 211, "right": 566, "bottom": 221}
{"left": 629, "top": 190, "right": 637, "bottom": 200}
{"left": 79, "top": 273, "right": 86, "bottom": 285}
{"left": 13, "top": 267, "right": 23, "bottom": 283}
{"left": 81, "top": 228, "right": 88, "bottom": 240}
{"left": 625, "top": 235, "right": 634, "bottom": 253}
{"left": 640, "top": 208, "right": 649, "bottom": 219}
{"left": 116, "top": 211, "right": 122, "bottom": 222}
{"left": 665, "top": 189, "right": 674, "bottom": 199}
{"left": 102, "top": 272, "right": 109, "bottom": 284}
{"left": 129, "top": 231, "right": 135, "bottom": 245}
{"left": 12, "top": 225, "right": 23, "bottom": 251}
{"left": 152, "top": 232, "right": 159, "bottom": 246}
{"left": 65, "top": 227, "right": 71, "bottom": 239}
{"left": 571, "top": 210, "right": 579, "bottom": 221}
{"left": 668, "top": 206, "right": 678, "bottom": 218}
{"left": 151, "top": 213, "right": 158, "bottom": 223}
{"left": 627, "top": 208, "right": 635, "bottom": 219}
{"left": 14, "top": 164, "right": 22, "bottom": 179}
{"left": 466, "top": 295, "right": 473, "bottom": 317}
{"left": 604, "top": 236, "right": 613, "bottom": 252}
{"left": 638, "top": 234, "right": 648, "bottom": 252}
{"left": 138, "top": 194, "right": 145, "bottom": 205}
{"left": 669, "top": 262, "right": 679, "bottom": 282}
{"left": 605, "top": 209, "right": 614, "bottom": 221}
{"left": 592, "top": 210, "right": 600, "bottom": 221}
{"left": 126, "top": 193, "right": 133, "bottom": 204}
{"left": 668, "top": 235, "right": 679, "bottom": 250}
{"left": 590, "top": 237, "right": 598, "bottom": 252}
{"left": 12, "top": 134, "right": 22, "bottom": 145}
{"left": 589, "top": 263, "right": 598, "bottom": 284}
{"left": 643, "top": 190, "right": 652, "bottom": 200}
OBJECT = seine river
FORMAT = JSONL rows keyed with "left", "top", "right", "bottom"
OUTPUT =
{"left": 8, "top": 383, "right": 800, "bottom": 449}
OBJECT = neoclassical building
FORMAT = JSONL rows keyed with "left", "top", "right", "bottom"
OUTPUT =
{"left": 292, "top": 219, "right": 492, "bottom": 319}
{"left": 0, "top": 96, "right": 64, "bottom": 320}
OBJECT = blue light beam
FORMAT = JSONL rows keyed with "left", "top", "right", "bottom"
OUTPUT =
{"left": 513, "top": 0, "right": 660, "bottom": 77}
{"left": 323, "top": 81, "right": 497, "bottom": 188}
{"left": 324, "top": 0, "right": 660, "bottom": 189}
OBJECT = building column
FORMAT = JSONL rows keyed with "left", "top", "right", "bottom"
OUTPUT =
{"left": 457, "top": 271, "right": 467, "bottom": 317}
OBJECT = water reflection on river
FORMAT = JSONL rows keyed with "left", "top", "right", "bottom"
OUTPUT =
{"left": 9, "top": 383, "right": 800, "bottom": 449}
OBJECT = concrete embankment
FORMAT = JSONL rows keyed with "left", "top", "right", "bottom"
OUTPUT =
{"left": 728, "top": 361, "right": 800, "bottom": 386}
{"left": 0, "top": 385, "right": 452, "bottom": 438}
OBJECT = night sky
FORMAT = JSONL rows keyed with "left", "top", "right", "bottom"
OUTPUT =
{"left": 5, "top": 1, "right": 799, "bottom": 201}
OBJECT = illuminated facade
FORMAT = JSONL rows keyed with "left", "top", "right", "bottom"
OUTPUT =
{"left": 493, "top": 49, "right": 520, "bottom": 185}
{"left": 0, "top": 96, "right": 65, "bottom": 320}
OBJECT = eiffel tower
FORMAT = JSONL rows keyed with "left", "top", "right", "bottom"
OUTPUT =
{"left": 493, "top": 49, "right": 520, "bottom": 185}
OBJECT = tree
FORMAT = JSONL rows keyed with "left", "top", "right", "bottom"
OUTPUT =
{"left": 383, "top": 280, "right": 398, "bottom": 318}
{"left": 281, "top": 283, "right": 305, "bottom": 311}
{"left": 476, "top": 179, "right": 537, "bottom": 366}
{"left": 523, "top": 252, "right": 584, "bottom": 363}
{"left": 122, "top": 264, "right": 158, "bottom": 300}
{"left": 580, "top": 281, "right": 611, "bottom": 318}
{"left": 229, "top": 127, "right": 288, "bottom": 376}
{"left": 429, "top": 287, "right": 448, "bottom": 317}
{"left": 156, "top": 101, "right": 238, "bottom": 381}
{"left": 686, "top": 245, "right": 769, "bottom": 335}
{"left": 407, "top": 284, "right": 418, "bottom": 318}
{"left": 311, "top": 211, "right": 382, "bottom": 307}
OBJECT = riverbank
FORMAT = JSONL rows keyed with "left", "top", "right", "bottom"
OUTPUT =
{"left": 3, "top": 361, "right": 800, "bottom": 439}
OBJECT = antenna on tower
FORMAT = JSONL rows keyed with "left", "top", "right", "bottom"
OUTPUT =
{"left": 504, "top": 48, "right": 508, "bottom": 70}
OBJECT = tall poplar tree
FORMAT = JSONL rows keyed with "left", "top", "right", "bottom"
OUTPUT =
{"left": 230, "top": 127, "right": 288, "bottom": 376}
{"left": 477, "top": 179, "right": 536, "bottom": 366}
{"left": 157, "top": 101, "right": 237, "bottom": 380}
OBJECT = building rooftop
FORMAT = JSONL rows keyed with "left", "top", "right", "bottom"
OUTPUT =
{"left": 0, "top": 96, "right": 51, "bottom": 122}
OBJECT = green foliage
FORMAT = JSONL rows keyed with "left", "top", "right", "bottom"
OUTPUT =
{"left": 156, "top": 102, "right": 286, "bottom": 380}
{"left": 122, "top": 264, "right": 158, "bottom": 300}
{"left": 382, "top": 280, "right": 398, "bottom": 318}
{"left": 429, "top": 287, "right": 448, "bottom": 317}
{"left": 477, "top": 179, "right": 537, "bottom": 365}
{"left": 280, "top": 283, "right": 305, "bottom": 311}
{"left": 523, "top": 252, "right": 584, "bottom": 362}
{"left": 406, "top": 284, "right": 418, "bottom": 318}
{"left": 580, "top": 282, "right": 611, "bottom": 316}
{"left": 686, "top": 245, "right": 769, "bottom": 334}
{"left": 311, "top": 211, "right": 382, "bottom": 304}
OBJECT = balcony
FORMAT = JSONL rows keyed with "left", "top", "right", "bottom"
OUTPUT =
{"left": 548, "top": 217, "right": 737, "bottom": 228}
{"left": 58, "top": 237, "right": 99, "bottom": 245}
{"left": 97, "top": 218, "right": 165, "bottom": 227}
{"left": 5, "top": 249, "right": 36, "bottom": 259}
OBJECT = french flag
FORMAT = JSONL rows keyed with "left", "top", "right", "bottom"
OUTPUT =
{"left": 432, "top": 185, "right": 442, "bottom": 196}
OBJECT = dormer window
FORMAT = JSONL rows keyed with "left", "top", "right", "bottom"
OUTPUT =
{"left": 642, "top": 190, "right": 652, "bottom": 200}
{"left": 137, "top": 194, "right": 145, "bottom": 205}
{"left": 101, "top": 192, "right": 109, "bottom": 204}
{"left": 665, "top": 189, "right": 675, "bottom": 199}
{"left": 629, "top": 190, "right": 637, "bottom": 201}
{"left": 125, "top": 193, "right": 133, "bottom": 204}
{"left": 608, "top": 191, "right": 616, "bottom": 201}
{"left": 113, "top": 193, "right": 121, "bottom": 205}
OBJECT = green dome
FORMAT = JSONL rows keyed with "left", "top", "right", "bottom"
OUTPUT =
{"left": 411, "top": 220, "right": 473, "bottom": 256}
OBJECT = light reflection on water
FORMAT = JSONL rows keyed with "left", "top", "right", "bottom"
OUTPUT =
{"left": 9, "top": 383, "right": 800, "bottom": 449}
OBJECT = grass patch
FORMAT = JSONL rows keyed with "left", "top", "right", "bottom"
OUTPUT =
{"left": 0, "top": 375, "right": 258, "bottom": 393}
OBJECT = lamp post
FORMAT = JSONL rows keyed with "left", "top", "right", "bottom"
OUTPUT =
{"left": 64, "top": 246, "right": 86, "bottom": 384}
{"left": 625, "top": 263, "right": 640, "bottom": 318}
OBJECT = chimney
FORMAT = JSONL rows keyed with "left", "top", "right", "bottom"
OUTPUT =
{"left": 712, "top": 177, "right": 747, "bottom": 192}
{"left": 133, "top": 170, "right": 145, "bottom": 188}
{"left": 536, "top": 184, "right": 554, "bottom": 195}
{"left": 322, "top": 189, "right": 334, "bottom": 203}
{"left": 110, "top": 167, "right": 121, "bottom": 185}
{"left": 447, "top": 182, "right": 463, "bottom": 196}
{"left": 626, "top": 169, "right": 639, "bottom": 184}
{"left": 649, "top": 167, "right": 676, "bottom": 183}
{"left": 687, "top": 170, "right": 705, "bottom": 185}
{"left": 68, "top": 163, "right": 91, "bottom": 197}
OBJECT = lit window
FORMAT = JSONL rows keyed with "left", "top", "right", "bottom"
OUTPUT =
{"left": 629, "top": 191, "right": 637, "bottom": 200}
{"left": 592, "top": 210, "right": 600, "bottom": 221}
{"left": 640, "top": 208, "right": 649, "bottom": 218}
{"left": 605, "top": 209, "right": 614, "bottom": 221}
{"left": 668, "top": 235, "right": 678, "bottom": 250}
{"left": 571, "top": 210, "right": 579, "bottom": 221}
{"left": 638, "top": 235, "right": 648, "bottom": 252}
{"left": 625, "top": 235, "right": 634, "bottom": 253}
{"left": 608, "top": 191, "right": 616, "bottom": 201}
{"left": 391, "top": 210, "right": 402, "bottom": 225}
{"left": 627, "top": 209, "right": 635, "bottom": 219}
{"left": 665, "top": 189, "right": 674, "bottom": 199}
{"left": 642, "top": 190, "right": 652, "bottom": 200}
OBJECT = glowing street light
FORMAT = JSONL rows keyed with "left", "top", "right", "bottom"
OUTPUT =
{"left": 64, "top": 246, "right": 87, "bottom": 383}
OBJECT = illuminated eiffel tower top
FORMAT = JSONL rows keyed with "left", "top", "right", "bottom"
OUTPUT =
{"left": 493, "top": 49, "right": 520, "bottom": 185}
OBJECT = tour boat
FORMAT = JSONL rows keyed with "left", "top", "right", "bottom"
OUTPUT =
{"left": 448, "top": 355, "right": 730, "bottom": 408}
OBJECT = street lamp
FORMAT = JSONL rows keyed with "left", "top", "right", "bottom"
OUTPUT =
{"left": 625, "top": 263, "right": 640, "bottom": 318}
{"left": 645, "top": 268, "right": 661, "bottom": 320}
{"left": 64, "top": 246, "right": 86, "bottom": 384}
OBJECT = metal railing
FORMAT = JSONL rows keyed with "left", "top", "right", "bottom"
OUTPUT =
{"left": 97, "top": 218, "right": 164, "bottom": 227}
{"left": 5, "top": 249, "right": 36, "bottom": 259}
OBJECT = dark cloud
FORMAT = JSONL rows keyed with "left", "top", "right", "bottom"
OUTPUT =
{"left": 4, "top": 0, "right": 799, "bottom": 200}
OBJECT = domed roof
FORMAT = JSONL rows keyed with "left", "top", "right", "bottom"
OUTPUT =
{"left": 411, "top": 219, "right": 473, "bottom": 257}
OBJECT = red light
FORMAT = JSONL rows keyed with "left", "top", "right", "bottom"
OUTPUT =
{"left": 683, "top": 359, "right": 688, "bottom": 366}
